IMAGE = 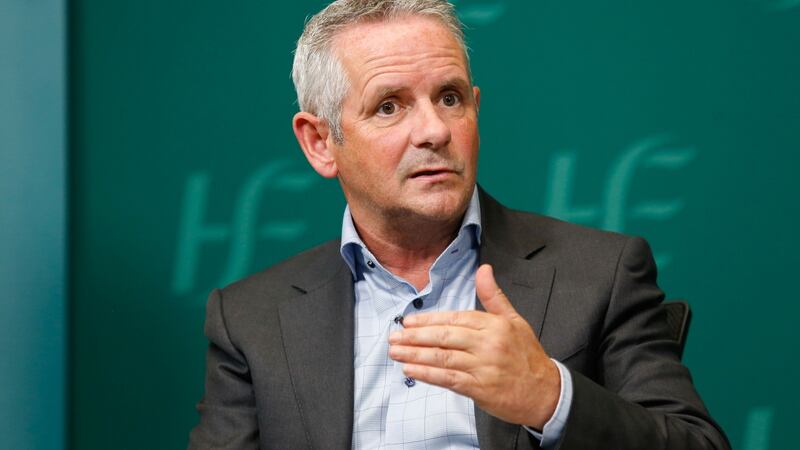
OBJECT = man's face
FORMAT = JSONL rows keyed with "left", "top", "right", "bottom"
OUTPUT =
{"left": 329, "top": 16, "right": 480, "bottom": 226}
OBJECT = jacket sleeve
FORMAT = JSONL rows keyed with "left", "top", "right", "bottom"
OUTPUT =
{"left": 557, "top": 237, "right": 731, "bottom": 450}
{"left": 188, "top": 288, "right": 260, "bottom": 450}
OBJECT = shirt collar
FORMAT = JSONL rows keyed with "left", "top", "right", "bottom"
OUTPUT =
{"left": 340, "top": 186, "right": 482, "bottom": 278}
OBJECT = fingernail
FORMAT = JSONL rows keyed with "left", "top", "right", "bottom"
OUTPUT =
{"left": 389, "top": 331, "right": 401, "bottom": 343}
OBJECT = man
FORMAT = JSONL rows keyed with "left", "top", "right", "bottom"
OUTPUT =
{"left": 189, "top": 1, "right": 730, "bottom": 449}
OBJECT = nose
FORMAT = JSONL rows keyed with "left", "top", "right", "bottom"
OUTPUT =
{"left": 410, "top": 101, "right": 451, "bottom": 150}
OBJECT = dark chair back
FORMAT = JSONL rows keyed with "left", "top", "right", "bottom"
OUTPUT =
{"left": 663, "top": 300, "right": 692, "bottom": 359}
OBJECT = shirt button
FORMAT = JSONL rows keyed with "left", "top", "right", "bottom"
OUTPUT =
{"left": 404, "top": 376, "right": 416, "bottom": 387}
{"left": 412, "top": 298, "right": 424, "bottom": 309}
{"left": 366, "top": 260, "right": 375, "bottom": 268}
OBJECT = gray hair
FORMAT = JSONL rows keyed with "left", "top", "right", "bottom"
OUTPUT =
{"left": 291, "top": 0, "right": 469, "bottom": 144}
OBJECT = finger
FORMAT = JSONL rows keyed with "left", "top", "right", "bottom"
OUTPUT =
{"left": 475, "top": 264, "right": 516, "bottom": 317}
{"left": 402, "top": 364, "right": 476, "bottom": 398}
{"left": 401, "top": 310, "right": 491, "bottom": 330}
{"left": 388, "top": 345, "right": 478, "bottom": 371}
{"left": 389, "top": 325, "right": 479, "bottom": 351}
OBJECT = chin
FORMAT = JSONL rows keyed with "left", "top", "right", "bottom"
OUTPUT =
{"left": 405, "top": 187, "right": 470, "bottom": 222}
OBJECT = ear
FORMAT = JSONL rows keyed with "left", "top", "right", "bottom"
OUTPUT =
{"left": 292, "top": 112, "right": 338, "bottom": 178}
{"left": 472, "top": 86, "right": 481, "bottom": 113}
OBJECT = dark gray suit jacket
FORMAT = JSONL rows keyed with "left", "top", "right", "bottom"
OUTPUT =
{"left": 188, "top": 189, "right": 730, "bottom": 449}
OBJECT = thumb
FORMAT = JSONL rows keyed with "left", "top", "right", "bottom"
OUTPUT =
{"left": 476, "top": 264, "right": 516, "bottom": 317}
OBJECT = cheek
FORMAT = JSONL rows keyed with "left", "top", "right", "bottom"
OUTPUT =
{"left": 451, "top": 118, "right": 480, "bottom": 154}
{"left": 340, "top": 133, "right": 406, "bottom": 181}
{"left": 366, "top": 130, "right": 410, "bottom": 169}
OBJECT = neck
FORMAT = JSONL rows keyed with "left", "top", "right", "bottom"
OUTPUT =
{"left": 351, "top": 211, "right": 463, "bottom": 291}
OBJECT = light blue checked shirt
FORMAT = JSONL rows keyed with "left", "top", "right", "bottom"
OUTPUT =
{"left": 340, "top": 188, "right": 572, "bottom": 449}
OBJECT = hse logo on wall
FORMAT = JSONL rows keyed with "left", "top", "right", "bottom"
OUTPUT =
{"left": 544, "top": 135, "right": 694, "bottom": 268}
{"left": 171, "top": 159, "right": 316, "bottom": 296}
{"left": 743, "top": 407, "right": 774, "bottom": 450}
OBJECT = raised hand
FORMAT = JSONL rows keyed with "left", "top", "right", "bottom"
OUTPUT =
{"left": 388, "top": 264, "right": 561, "bottom": 429}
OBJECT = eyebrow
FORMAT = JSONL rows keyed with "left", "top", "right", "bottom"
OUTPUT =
{"left": 374, "top": 86, "right": 404, "bottom": 101}
{"left": 439, "top": 78, "right": 471, "bottom": 94}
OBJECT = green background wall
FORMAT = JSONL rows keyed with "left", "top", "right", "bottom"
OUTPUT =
{"left": 69, "top": 1, "right": 799, "bottom": 448}
{"left": 1, "top": 0, "right": 66, "bottom": 449}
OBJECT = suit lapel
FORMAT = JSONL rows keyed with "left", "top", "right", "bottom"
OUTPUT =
{"left": 480, "top": 242, "right": 556, "bottom": 339}
{"left": 474, "top": 189, "right": 556, "bottom": 450}
{"left": 279, "top": 263, "right": 355, "bottom": 450}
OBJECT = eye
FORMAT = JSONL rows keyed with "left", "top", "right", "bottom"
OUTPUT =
{"left": 377, "top": 101, "right": 398, "bottom": 116}
{"left": 441, "top": 93, "right": 460, "bottom": 107}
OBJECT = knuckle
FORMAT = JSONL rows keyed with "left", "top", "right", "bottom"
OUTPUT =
{"left": 438, "top": 350, "right": 453, "bottom": 368}
{"left": 438, "top": 326, "right": 451, "bottom": 344}
{"left": 445, "top": 370, "right": 459, "bottom": 388}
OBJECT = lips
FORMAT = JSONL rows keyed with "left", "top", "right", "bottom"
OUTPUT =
{"left": 409, "top": 167, "right": 454, "bottom": 178}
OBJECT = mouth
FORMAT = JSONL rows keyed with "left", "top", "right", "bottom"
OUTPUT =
{"left": 409, "top": 167, "right": 455, "bottom": 179}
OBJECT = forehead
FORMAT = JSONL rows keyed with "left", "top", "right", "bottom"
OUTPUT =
{"left": 332, "top": 16, "right": 469, "bottom": 91}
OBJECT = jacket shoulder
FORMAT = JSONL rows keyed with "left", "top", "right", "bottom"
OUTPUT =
{"left": 218, "top": 239, "right": 343, "bottom": 307}
{"left": 480, "top": 188, "right": 634, "bottom": 259}
{"left": 514, "top": 207, "right": 630, "bottom": 248}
